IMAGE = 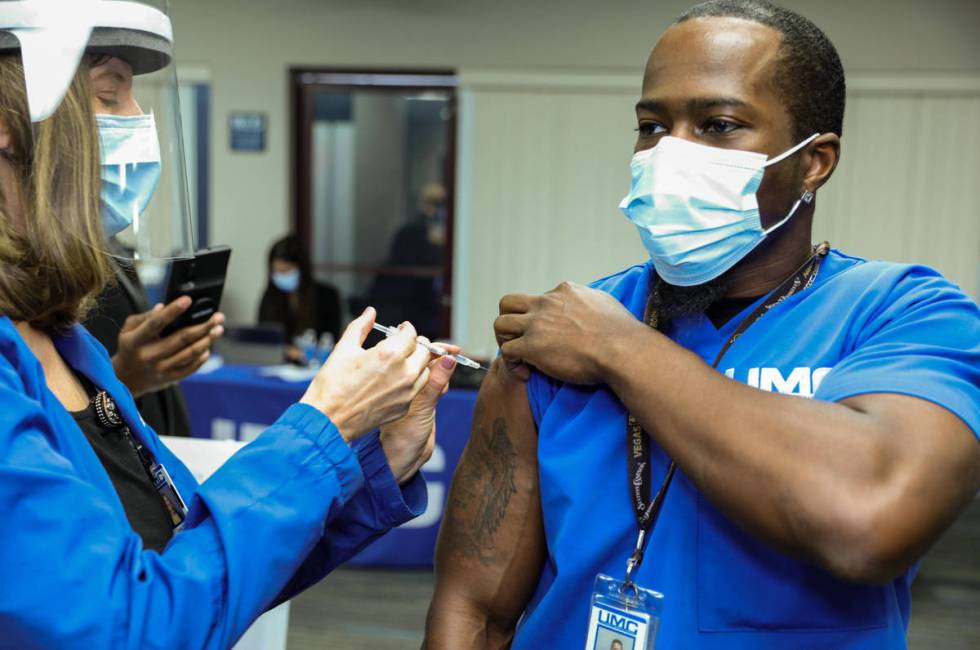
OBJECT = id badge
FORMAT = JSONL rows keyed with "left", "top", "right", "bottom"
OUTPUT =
{"left": 584, "top": 574, "right": 663, "bottom": 650}
{"left": 150, "top": 462, "right": 188, "bottom": 529}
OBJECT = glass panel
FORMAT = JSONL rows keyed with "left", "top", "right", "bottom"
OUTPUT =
{"left": 310, "top": 86, "right": 453, "bottom": 338}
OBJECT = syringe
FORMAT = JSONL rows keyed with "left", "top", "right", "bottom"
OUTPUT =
{"left": 372, "top": 323, "right": 487, "bottom": 370}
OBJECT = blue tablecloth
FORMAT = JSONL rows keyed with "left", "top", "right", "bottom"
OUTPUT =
{"left": 181, "top": 362, "right": 477, "bottom": 567}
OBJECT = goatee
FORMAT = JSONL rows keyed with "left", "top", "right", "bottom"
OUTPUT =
{"left": 654, "top": 274, "right": 734, "bottom": 327}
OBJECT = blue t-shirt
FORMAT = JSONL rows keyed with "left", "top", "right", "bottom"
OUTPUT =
{"left": 514, "top": 250, "right": 979, "bottom": 650}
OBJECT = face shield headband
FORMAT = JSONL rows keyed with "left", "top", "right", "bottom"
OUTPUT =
{"left": 0, "top": 0, "right": 173, "bottom": 123}
{"left": 0, "top": 0, "right": 195, "bottom": 261}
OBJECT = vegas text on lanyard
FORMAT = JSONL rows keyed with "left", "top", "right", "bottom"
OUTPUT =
{"left": 584, "top": 242, "right": 830, "bottom": 650}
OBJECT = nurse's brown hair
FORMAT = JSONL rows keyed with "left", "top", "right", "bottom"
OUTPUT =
{"left": 0, "top": 56, "right": 111, "bottom": 334}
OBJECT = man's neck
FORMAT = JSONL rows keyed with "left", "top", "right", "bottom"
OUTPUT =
{"left": 724, "top": 221, "right": 815, "bottom": 299}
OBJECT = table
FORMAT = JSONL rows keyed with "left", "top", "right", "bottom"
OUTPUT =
{"left": 180, "top": 362, "right": 478, "bottom": 567}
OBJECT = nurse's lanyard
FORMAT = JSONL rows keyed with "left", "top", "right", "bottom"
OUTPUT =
{"left": 622, "top": 241, "right": 830, "bottom": 589}
{"left": 93, "top": 389, "right": 188, "bottom": 529}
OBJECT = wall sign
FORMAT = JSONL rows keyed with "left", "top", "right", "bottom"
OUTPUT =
{"left": 229, "top": 112, "right": 267, "bottom": 152}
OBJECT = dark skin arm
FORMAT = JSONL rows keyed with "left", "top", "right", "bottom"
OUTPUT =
{"left": 113, "top": 296, "right": 224, "bottom": 398}
{"left": 424, "top": 359, "right": 545, "bottom": 649}
{"left": 495, "top": 283, "right": 980, "bottom": 583}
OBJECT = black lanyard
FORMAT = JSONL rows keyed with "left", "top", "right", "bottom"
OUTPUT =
{"left": 93, "top": 389, "right": 188, "bottom": 528}
{"left": 623, "top": 242, "right": 829, "bottom": 586}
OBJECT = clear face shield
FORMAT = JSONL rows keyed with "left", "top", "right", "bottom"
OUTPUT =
{"left": 0, "top": 0, "right": 194, "bottom": 261}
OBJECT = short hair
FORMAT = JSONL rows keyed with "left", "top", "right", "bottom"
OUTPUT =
{"left": 674, "top": 0, "right": 846, "bottom": 140}
{"left": 611, "top": 641, "right": 624, "bottom": 650}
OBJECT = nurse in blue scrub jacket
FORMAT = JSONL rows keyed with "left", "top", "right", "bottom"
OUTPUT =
{"left": 0, "top": 2, "right": 456, "bottom": 648}
{"left": 426, "top": 1, "right": 980, "bottom": 649}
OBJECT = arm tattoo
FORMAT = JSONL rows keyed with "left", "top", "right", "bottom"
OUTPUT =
{"left": 445, "top": 416, "right": 519, "bottom": 566}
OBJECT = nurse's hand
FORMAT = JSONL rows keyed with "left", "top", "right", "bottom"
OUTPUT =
{"left": 380, "top": 347, "right": 459, "bottom": 484}
{"left": 494, "top": 281, "right": 643, "bottom": 384}
{"left": 301, "top": 307, "right": 431, "bottom": 442}
{"left": 113, "top": 297, "right": 225, "bottom": 398}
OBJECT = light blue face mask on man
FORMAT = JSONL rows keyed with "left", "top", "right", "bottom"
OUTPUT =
{"left": 96, "top": 113, "right": 162, "bottom": 237}
{"left": 619, "top": 133, "right": 819, "bottom": 286}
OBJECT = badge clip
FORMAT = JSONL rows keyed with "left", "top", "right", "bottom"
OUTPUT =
{"left": 623, "top": 529, "right": 647, "bottom": 594}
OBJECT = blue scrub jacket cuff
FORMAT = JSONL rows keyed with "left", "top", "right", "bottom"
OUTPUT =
{"left": 281, "top": 403, "right": 363, "bottom": 502}
{"left": 353, "top": 432, "right": 428, "bottom": 529}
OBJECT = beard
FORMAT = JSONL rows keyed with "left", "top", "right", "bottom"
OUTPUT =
{"left": 654, "top": 274, "right": 734, "bottom": 328}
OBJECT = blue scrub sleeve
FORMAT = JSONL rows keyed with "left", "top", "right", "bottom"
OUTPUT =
{"left": 526, "top": 370, "right": 561, "bottom": 428}
{"left": 0, "top": 392, "right": 361, "bottom": 650}
{"left": 274, "top": 431, "right": 427, "bottom": 604}
{"left": 814, "top": 267, "right": 980, "bottom": 439}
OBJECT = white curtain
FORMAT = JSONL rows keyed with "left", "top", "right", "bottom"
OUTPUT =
{"left": 454, "top": 71, "right": 980, "bottom": 352}
{"left": 453, "top": 72, "right": 644, "bottom": 353}
{"left": 816, "top": 84, "right": 980, "bottom": 298}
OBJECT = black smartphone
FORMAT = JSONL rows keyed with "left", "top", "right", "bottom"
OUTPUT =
{"left": 159, "top": 245, "right": 232, "bottom": 338}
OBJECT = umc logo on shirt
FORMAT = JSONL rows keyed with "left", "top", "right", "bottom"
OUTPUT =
{"left": 724, "top": 366, "right": 833, "bottom": 397}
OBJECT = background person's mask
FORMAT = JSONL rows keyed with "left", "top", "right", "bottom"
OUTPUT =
{"left": 97, "top": 113, "right": 162, "bottom": 237}
{"left": 272, "top": 270, "right": 301, "bottom": 293}
{"left": 619, "top": 133, "right": 819, "bottom": 286}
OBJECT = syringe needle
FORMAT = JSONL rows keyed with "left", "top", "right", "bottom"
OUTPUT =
{"left": 371, "top": 322, "right": 487, "bottom": 371}
{"left": 454, "top": 356, "right": 488, "bottom": 371}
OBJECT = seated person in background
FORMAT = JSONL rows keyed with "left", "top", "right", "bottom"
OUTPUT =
{"left": 258, "top": 234, "right": 342, "bottom": 363}
{"left": 366, "top": 182, "right": 447, "bottom": 337}
{"left": 425, "top": 2, "right": 980, "bottom": 649}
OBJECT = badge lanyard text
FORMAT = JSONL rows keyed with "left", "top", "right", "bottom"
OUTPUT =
{"left": 623, "top": 241, "right": 830, "bottom": 589}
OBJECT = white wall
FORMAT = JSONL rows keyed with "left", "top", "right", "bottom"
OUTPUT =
{"left": 455, "top": 71, "right": 980, "bottom": 352}
{"left": 815, "top": 81, "right": 980, "bottom": 300}
{"left": 170, "top": 0, "right": 980, "bottom": 340}
{"left": 454, "top": 73, "right": 644, "bottom": 353}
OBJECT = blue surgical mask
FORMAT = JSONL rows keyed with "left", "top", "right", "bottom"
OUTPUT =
{"left": 96, "top": 113, "right": 162, "bottom": 237}
{"left": 619, "top": 133, "right": 819, "bottom": 286}
{"left": 272, "top": 270, "right": 301, "bottom": 293}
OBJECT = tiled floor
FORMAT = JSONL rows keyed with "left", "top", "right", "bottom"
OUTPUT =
{"left": 287, "top": 499, "right": 980, "bottom": 649}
